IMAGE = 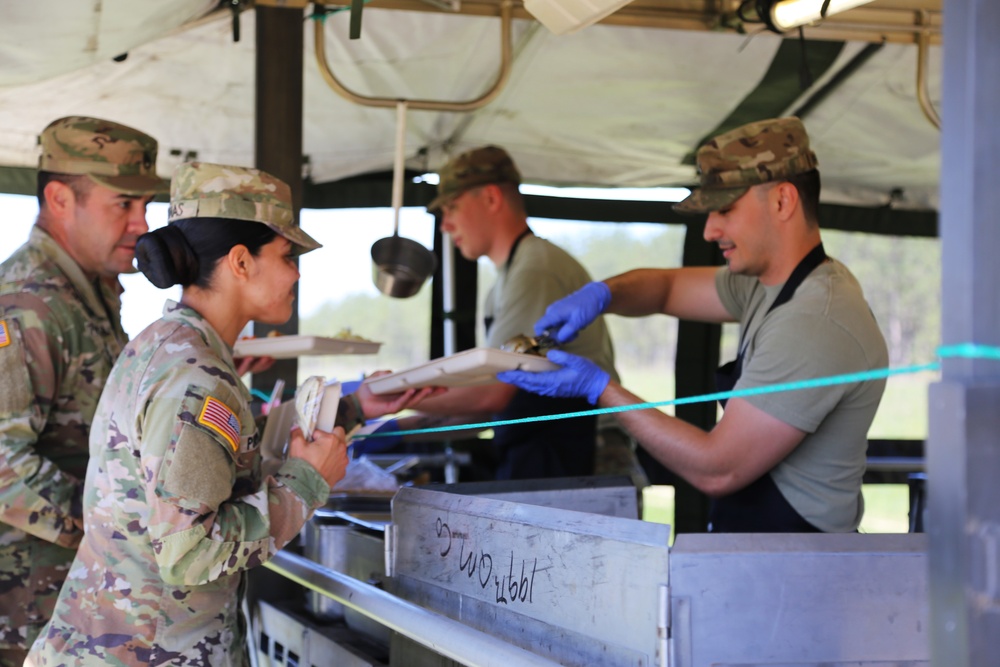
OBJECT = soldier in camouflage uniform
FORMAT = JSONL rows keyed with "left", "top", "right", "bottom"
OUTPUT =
{"left": 0, "top": 117, "right": 167, "bottom": 666}
{"left": 500, "top": 117, "right": 888, "bottom": 534}
{"left": 27, "top": 162, "right": 434, "bottom": 666}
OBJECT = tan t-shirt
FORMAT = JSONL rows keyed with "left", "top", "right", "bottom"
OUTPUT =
{"left": 716, "top": 259, "right": 888, "bottom": 532}
{"left": 485, "top": 234, "right": 617, "bottom": 380}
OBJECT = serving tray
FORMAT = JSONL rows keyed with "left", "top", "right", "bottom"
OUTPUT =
{"left": 364, "top": 347, "right": 557, "bottom": 395}
{"left": 234, "top": 335, "right": 381, "bottom": 358}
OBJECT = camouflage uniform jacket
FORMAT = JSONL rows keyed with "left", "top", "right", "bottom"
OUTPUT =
{"left": 29, "top": 300, "right": 330, "bottom": 667}
{"left": 0, "top": 226, "right": 128, "bottom": 651}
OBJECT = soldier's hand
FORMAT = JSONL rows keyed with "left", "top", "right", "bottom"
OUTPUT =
{"left": 356, "top": 372, "right": 445, "bottom": 418}
{"left": 234, "top": 355, "right": 276, "bottom": 376}
{"left": 288, "top": 425, "right": 348, "bottom": 488}
{"left": 535, "top": 281, "right": 611, "bottom": 344}
{"left": 498, "top": 349, "right": 610, "bottom": 405}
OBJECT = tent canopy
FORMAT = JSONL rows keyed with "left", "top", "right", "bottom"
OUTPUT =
{"left": 0, "top": 0, "right": 941, "bottom": 212}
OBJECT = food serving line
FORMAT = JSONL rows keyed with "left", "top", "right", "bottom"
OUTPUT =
{"left": 241, "top": 336, "right": 930, "bottom": 667}
{"left": 248, "top": 476, "right": 930, "bottom": 667}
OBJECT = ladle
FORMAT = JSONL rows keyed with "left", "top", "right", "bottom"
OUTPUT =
{"left": 370, "top": 101, "right": 437, "bottom": 298}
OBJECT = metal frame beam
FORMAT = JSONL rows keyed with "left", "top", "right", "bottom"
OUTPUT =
{"left": 929, "top": 1, "right": 1000, "bottom": 665}
{"left": 328, "top": 0, "right": 943, "bottom": 45}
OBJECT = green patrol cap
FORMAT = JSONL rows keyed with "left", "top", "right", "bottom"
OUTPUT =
{"left": 168, "top": 162, "right": 321, "bottom": 255}
{"left": 674, "top": 117, "right": 818, "bottom": 215}
{"left": 38, "top": 116, "right": 168, "bottom": 195}
{"left": 427, "top": 145, "right": 521, "bottom": 212}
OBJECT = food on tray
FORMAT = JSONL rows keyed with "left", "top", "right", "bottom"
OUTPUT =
{"left": 333, "top": 328, "right": 375, "bottom": 343}
{"left": 236, "top": 330, "right": 283, "bottom": 341}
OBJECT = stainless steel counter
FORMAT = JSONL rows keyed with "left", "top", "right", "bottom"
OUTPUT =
{"left": 254, "top": 477, "right": 930, "bottom": 667}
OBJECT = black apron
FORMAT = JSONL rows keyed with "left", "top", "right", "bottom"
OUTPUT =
{"left": 483, "top": 228, "right": 532, "bottom": 334}
{"left": 710, "top": 243, "right": 827, "bottom": 533}
{"left": 486, "top": 229, "right": 597, "bottom": 480}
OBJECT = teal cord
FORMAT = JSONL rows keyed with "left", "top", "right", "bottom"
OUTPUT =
{"left": 352, "top": 343, "right": 1000, "bottom": 441}
{"left": 937, "top": 343, "right": 1000, "bottom": 361}
{"left": 250, "top": 388, "right": 271, "bottom": 402}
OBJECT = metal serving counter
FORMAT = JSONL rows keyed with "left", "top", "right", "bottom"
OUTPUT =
{"left": 253, "top": 477, "right": 929, "bottom": 667}
{"left": 668, "top": 532, "right": 929, "bottom": 666}
{"left": 388, "top": 482, "right": 668, "bottom": 666}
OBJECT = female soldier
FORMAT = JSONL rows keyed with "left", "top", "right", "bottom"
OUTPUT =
{"left": 27, "top": 162, "right": 434, "bottom": 666}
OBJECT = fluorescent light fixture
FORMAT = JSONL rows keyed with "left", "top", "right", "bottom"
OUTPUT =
{"left": 763, "top": 0, "right": 875, "bottom": 32}
{"left": 523, "top": 0, "right": 635, "bottom": 35}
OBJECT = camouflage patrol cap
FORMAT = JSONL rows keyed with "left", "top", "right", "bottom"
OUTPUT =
{"left": 427, "top": 145, "right": 521, "bottom": 212}
{"left": 674, "top": 117, "right": 818, "bottom": 215}
{"left": 168, "top": 162, "right": 321, "bottom": 255}
{"left": 38, "top": 116, "right": 168, "bottom": 195}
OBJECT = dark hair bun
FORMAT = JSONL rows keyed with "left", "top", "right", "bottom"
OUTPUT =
{"left": 135, "top": 225, "right": 200, "bottom": 288}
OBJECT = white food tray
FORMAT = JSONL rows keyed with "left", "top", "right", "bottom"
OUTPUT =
{"left": 364, "top": 347, "right": 558, "bottom": 395}
{"left": 233, "top": 335, "right": 381, "bottom": 359}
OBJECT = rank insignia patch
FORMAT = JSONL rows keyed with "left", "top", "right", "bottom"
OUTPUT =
{"left": 0, "top": 320, "right": 10, "bottom": 349}
{"left": 198, "top": 396, "right": 241, "bottom": 452}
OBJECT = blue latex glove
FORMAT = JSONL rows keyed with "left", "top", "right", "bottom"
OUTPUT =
{"left": 341, "top": 379, "right": 362, "bottom": 394}
{"left": 534, "top": 281, "right": 612, "bottom": 344}
{"left": 497, "top": 349, "right": 610, "bottom": 405}
{"left": 352, "top": 418, "right": 401, "bottom": 457}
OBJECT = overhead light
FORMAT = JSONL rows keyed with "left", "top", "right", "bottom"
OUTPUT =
{"left": 523, "top": 0, "right": 636, "bottom": 35}
{"left": 752, "top": 0, "right": 876, "bottom": 33}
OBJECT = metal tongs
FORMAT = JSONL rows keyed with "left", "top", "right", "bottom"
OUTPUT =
{"left": 500, "top": 329, "right": 559, "bottom": 357}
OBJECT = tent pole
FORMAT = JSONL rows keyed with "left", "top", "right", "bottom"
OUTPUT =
{"left": 252, "top": 4, "right": 305, "bottom": 400}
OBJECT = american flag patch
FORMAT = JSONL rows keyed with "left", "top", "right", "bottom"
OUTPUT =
{"left": 0, "top": 320, "right": 10, "bottom": 349}
{"left": 197, "top": 396, "right": 241, "bottom": 452}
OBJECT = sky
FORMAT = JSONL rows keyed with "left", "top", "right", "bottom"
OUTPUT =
{"left": 0, "top": 184, "right": 686, "bottom": 338}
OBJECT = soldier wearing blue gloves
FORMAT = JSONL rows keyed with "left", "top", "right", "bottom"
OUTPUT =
{"left": 499, "top": 118, "right": 888, "bottom": 533}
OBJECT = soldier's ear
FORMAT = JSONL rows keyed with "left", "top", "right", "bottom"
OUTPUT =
{"left": 43, "top": 180, "right": 75, "bottom": 218}
{"left": 225, "top": 244, "right": 253, "bottom": 281}
{"left": 481, "top": 183, "right": 504, "bottom": 212}
{"left": 772, "top": 181, "right": 800, "bottom": 221}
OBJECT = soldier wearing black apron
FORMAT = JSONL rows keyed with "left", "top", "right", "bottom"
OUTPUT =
{"left": 500, "top": 117, "right": 888, "bottom": 533}
{"left": 710, "top": 243, "right": 827, "bottom": 532}
{"left": 398, "top": 145, "right": 619, "bottom": 482}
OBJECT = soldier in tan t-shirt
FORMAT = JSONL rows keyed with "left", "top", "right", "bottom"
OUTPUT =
{"left": 500, "top": 117, "right": 888, "bottom": 533}
{"left": 387, "top": 146, "right": 634, "bottom": 483}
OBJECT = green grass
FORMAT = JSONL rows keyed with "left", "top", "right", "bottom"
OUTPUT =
{"left": 642, "top": 486, "right": 675, "bottom": 543}
{"left": 868, "top": 374, "right": 935, "bottom": 440}
{"left": 642, "top": 483, "right": 910, "bottom": 538}
{"left": 859, "top": 484, "right": 910, "bottom": 533}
